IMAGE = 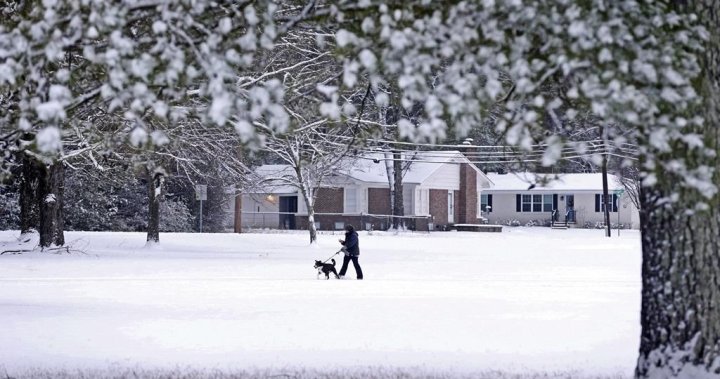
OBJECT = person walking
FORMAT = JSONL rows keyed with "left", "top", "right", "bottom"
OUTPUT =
{"left": 338, "top": 224, "right": 363, "bottom": 280}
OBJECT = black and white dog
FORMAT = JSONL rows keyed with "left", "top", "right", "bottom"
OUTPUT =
{"left": 314, "top": 259, "right": 339, "bottom": 280}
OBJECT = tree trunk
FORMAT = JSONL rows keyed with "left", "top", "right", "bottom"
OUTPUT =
{"left": 636, "top": 182, "right": 720, "bottom": 377}
{"left": 636, "top": 1, "right": 720, "bottom": 376}
{"left": 295, "top": 167, "right": 318, "bottom": 244}
{"left": 146, "top": 170, "right": 164, "bottom": 244}
{"left": 19, "top": 153, "right": 40, "bottom": 235}
{"left": 307, "top": 210, "right": 317, "bottom": 244}
{"left": 601, "top": 155, "right": 611, "bottom": 237}
{"left": 234, "top": 192, "right": 242, "bottom": 233}
{"left": 300, "top": 187, "right": 318, "bottom": 244}
{"left": 37, "top": 161, "right": 65, "bottom": 248}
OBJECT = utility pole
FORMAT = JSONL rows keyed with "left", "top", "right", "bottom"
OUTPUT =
{"left": 601, "top": 126, "right": 611, "bottom": 237}
{"left": 601, "top": 154, "right": 611, "bottom": 237}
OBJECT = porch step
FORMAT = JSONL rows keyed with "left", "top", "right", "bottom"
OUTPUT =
{"left": 551, "top": 222, "right": 568, "bottom": 230}
{"left": 453, "top": 224, "right": 503, "bottom": 233}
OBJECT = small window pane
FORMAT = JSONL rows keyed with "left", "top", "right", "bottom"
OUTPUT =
{"left": 528, "top": 195, "right": 539, "bottom": 212}
{"left": 521, "top": 194, "right": 532, "bottom": 212}
{"left": 543, "top": 194, "right": 554, "bottom": 212}
{"left": 480, "top": 194, "right": 489, "bottom": 212}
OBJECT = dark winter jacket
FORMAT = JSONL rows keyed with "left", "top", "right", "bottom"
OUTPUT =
{"left": 342, "top": 230, "right": 360, "bottom": 256}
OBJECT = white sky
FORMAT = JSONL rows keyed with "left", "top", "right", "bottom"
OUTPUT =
{"left": 0, "top": 228, "right": 640, "bottom": 377}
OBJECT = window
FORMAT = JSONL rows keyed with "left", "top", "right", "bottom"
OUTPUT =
{"left": 518, "top": 194, "right": 555, "bottom": 213}
{"left": 532, "top": 194, "right": 542, "bottom": 212}
{"left": 480, "top": 194, "right": 493, "bottom": 213}
{"left": 595, "top": 194, "right": 618, "bottom": 212}
{"left": 334, "top": 221, "right": 345, "bottom": 230}
{"left": 522, "top": 194, "right": 532, "bottom": 212}
{"left": 543, "top": 194, "right": 554, "bottom": 212}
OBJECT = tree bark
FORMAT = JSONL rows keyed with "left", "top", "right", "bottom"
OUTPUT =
{"left": 636, "top": 181, "right": 720, "bottom": 377}
{"left": 146, "top": 170, "right": 164, "bottom": 244}
{"left": 294, "top": 166, "right": 318, "bottom": 244}
{"left": 300, "top": 185, "right": 318, "bottom": 244}
{"left": 19, "top": 153, "right": 40, "bottom": 235}
{"left": 37, "top": 161, "right": 65, "bottom": 248}
{"left": 636, "top": 1, "right": 720, "bottom": 376}
{"left": 307, "top": 209, "right": 317, "bottom": 244}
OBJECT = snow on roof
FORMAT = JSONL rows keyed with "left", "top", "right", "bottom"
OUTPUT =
{"left": 338, "top": 150, "right": 471, "bottom": 184}
{"left": 250, "top": 151, "right": 482, "bottom": 190}
{"left": 485, "top": 172, "right": 624, "bottom": 192}
{"left": 248, "top": 165, "right": 297, "bottom": 194}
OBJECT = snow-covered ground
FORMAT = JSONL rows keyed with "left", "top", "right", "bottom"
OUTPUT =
{"left": 0, "top": 228, "right": 640, "bottom": 378}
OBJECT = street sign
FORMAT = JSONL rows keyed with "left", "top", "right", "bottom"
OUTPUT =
{"left": 195, "top": 184, "right": 207, "bottom": 201}
{"left": 613, "top": 189, "right": 624, "bottom": 237}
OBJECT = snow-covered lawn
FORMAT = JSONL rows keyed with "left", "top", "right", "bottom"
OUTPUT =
{"left": 0, "top": 228, "right": 640, "bottom": 378}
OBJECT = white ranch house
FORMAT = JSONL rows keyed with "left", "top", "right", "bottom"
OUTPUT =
{"left": 480, "top": 172, "right": 640, "bottom": 228}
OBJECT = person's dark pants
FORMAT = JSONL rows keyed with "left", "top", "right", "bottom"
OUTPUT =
{"left": 339, "top": 255, "right": 363, "bottom": 279}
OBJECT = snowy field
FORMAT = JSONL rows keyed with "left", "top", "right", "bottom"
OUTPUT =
{"left": 0, "top": 228, "right": 640, "bottom": 378}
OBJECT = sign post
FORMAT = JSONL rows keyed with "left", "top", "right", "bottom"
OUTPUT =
{"left": 613, "top": 188, "right": 625, "bottom": 236}
{"left": 195, "top": 185, "right": 207, "bottom": 232}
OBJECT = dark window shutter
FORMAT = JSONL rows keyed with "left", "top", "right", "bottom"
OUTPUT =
{"left": 516, "top": 194, "right": 521, "bottom": 212}
{"left": 613, "top": 194, "right": 618, "bottom": 212}
{"left": 553, "top": 194, "right": 558, "bottom": 210}
{"left": 488, "top": 194, "right": 493, "bottom": 213}
{"left": 595, "top": 194, "right": 601, "bottom": 212}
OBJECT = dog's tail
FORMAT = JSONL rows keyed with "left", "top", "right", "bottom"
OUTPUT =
{"left": 331, "top": 258, "right": 336, "bottom": 266}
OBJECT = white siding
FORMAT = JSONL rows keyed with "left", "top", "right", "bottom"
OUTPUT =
{"left": 422, "top": 163, "right": 460, "bottom": 190}
{"left": 415, "top": 188, "right": 430, "bottom": 215}
{"left": 360, "top": 186, "right": 369, "bottom": 213}
{"left": 477, "top": 172, "right": 492, "bottom": 189}
{"left": 241, "top": 194, "right": 280, "bottom": 228}
{"left": 403, "top": 185, "right": 415, "bottom": 215}
{"left": 344, "top": 187, "right": 358, "bottom": 214}
{"left": 297, "top": 195, "right": 308, "bottom": 215}
{"left": 483, "top": 191, "right": 639, "bottom": 228}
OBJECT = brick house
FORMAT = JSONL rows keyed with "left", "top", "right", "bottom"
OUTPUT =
{"left": 237, "top": 151, "right": 492, "bottom": 231}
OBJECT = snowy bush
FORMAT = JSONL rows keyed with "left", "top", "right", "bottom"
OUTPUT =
{"left": 0, "top": 183, "right": 20, "bottom": 230}
{"left": 583, "top": 221, "right": 624, "bottom": 230}
{"left": 61, "top": 169, "right": 195, "bottom": 232}
{"left": 159, "top": 200, "right": 194, "bottom": 233}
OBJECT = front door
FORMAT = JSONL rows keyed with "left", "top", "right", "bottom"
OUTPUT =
{"left": 565, "top": 195, "right": 575, "bottom": 223}
{"left": 448, "top": 191, "right": 454, "bottom": 223}
{"left": 279, "top": 196, "right": 298, "bottom": 229}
